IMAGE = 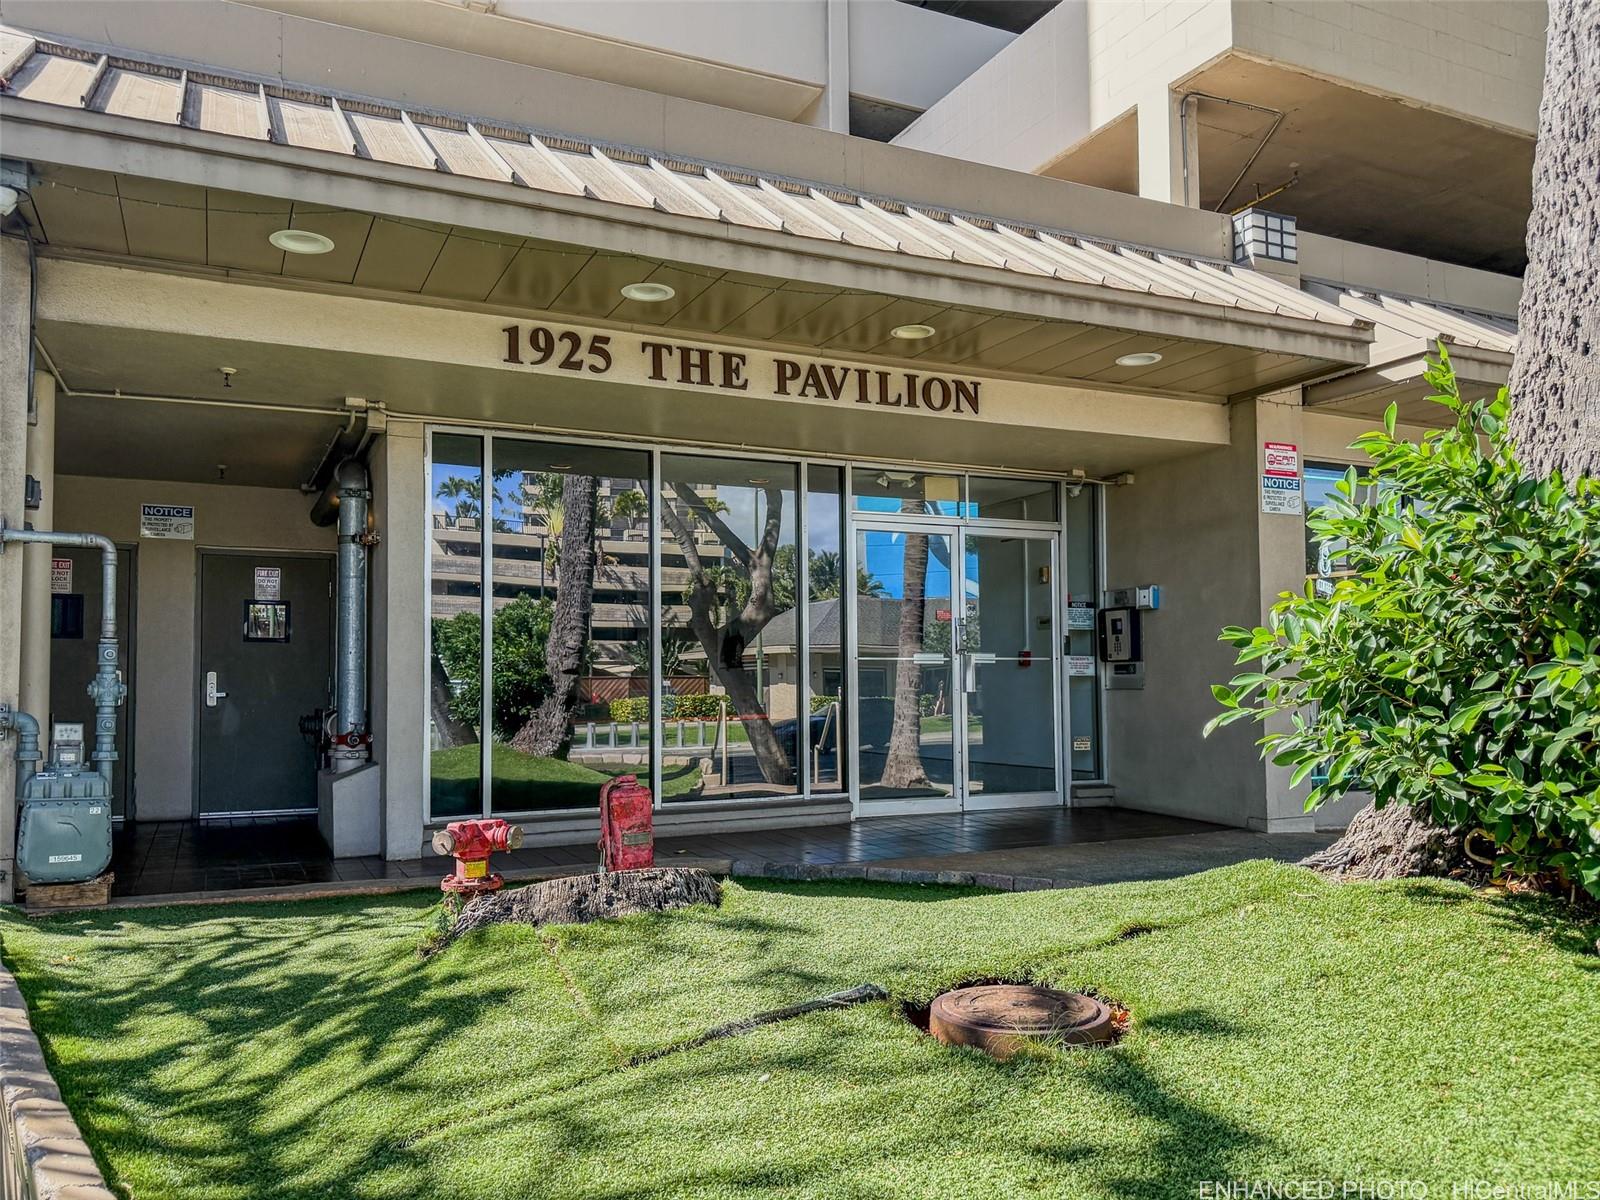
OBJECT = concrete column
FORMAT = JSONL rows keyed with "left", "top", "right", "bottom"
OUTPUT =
{"left": 1252, "top": 390, "right": 1314, "bottom": 832}
{"left": 1136, "top": 87, "right": 1192, "bottom": 206}
{"left": 19, "top": 370, "right": 55, "bottom": 738}
{"left": 1, "top": 236, "right": 32, "bottom": 903}
{"left": 371, "top": 422, "right": 426, "bottom": 861}
{"left": 801, "top": 0, "right": 851, "bottom": 132}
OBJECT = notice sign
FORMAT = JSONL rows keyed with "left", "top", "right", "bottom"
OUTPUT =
{"left": 1263, "top": 441, "right": 1300, "bottom": 477}
{"left": 253, "top": 566, "right": 283, "bottom": 601}
{"left": 140, "top": 504, "right": 195, "bottom": 540}
{"left": 1066, "top": 601, "right": 1095, "bottom": 631}
{"left": 1066, "top": 655, "right": 1096, "bottom": 677}
{"left": 1261, "top": 474, "right": 1304, "bottom": 515}
{"left": 50, "top": 558, "right": 72, "bottom": 594}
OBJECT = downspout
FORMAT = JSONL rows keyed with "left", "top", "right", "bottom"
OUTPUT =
{"left": 0, "top": 524, "right": 125, "bottom": 782}
{"left": 312, "top": 461, "right": 376, "bottom": 770}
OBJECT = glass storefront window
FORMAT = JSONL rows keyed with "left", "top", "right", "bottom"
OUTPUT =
{"left": 852, "top": 468, "right": 961, "bottom": 517}
{"left": 488, "top": 439, "right": 650, "bottom": 813}
{"left": 659, "top": 454, "right": 799, "bottom": 801}
{"left": 428, "top": 433, "right": 485, "bottom": 817}
{"left": 1064, "top": 484, "right": 1101, "bottom": 780}
{"left": 965, "top": 476, "right": 1059, "bottom": 522}
{"left": 804, "top": 465, "right": 848, "bottom": 796}
{"left": 428, "top": 432, "right": 1076, "bottom": 818}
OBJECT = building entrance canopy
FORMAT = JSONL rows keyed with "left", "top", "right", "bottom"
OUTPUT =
{"left": 3, "top": 23, "right": 1372, "bottom": 420}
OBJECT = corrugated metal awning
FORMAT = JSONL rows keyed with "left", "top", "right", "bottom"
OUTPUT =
{"left": 1302, "top": 280, "right": 1516, "bottom": 423}
{"left": 0, "top": 26, "right": 1365, "bottom": 338}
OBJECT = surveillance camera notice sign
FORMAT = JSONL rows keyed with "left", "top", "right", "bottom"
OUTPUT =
{"left": 140, "top": 503, "right": 195, "bottom": 540}
{"left": 1261, "top": 441, "right": 1302, "bottom": 514}
{"left": 1261, "top": 473, "right": 1303, "bottom": 515}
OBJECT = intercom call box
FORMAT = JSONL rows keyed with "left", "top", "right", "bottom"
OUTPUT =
{"left": 1097, "top": 607, "right": 1141, "bottom": 663}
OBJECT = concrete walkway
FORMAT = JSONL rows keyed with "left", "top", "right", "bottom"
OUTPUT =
{"left": 866, "top": 829, "right": 1338, "bottom": 888}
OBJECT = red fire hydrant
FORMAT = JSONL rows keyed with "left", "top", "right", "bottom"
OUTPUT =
{"left": 599, "top": 775, "right": 654, "bottom": 872}
{"left": 433, "top": 818, "right": 523, "bottom": 896}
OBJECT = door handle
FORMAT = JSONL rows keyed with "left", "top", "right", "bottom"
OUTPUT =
{"left": 205, "top": 671, "right": 228, "bottom": 707}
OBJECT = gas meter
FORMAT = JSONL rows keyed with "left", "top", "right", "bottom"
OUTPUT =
{"left": 16, "top": 721, "right": 114, "bottom": 886}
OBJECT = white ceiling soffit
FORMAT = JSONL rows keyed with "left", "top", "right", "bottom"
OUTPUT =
{"left": 0, "top": 26, "right": 1369, "bottom": 346}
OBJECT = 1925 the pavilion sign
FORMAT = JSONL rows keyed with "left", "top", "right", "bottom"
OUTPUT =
{"left": 499, "top": 322, "right": 982, "bottom": 416}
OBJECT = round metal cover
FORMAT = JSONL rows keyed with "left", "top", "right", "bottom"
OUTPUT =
{"left": 928, "top": 985, "right": 1115, "bottom": 1058}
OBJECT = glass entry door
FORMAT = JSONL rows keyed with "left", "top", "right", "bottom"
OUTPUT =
{"left": 853, "top": 521, "right": 1061, "bottom": 813}
{"left": 854, "top": 523, "right": 961, "bottom": 811}
{"left": 960, "top": 532, "right": 1060, "bottom": 808}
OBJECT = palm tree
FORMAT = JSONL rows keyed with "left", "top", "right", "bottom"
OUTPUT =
{"left": 1507, "top": 0, "right": 1599, "bottom": 477}
{"left": 511, "top": 472, "right": 599, "bottom": 757}
{"left": 807, "top": 549, "right": 887, "bottom": 600}
{"left": 880, "top": 505, "right": 932, "bottom": 789}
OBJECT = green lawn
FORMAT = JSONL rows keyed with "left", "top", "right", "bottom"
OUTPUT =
{"left": 2, "top": 864, "right": 1596, "bottom": 1199}
{"left": 429, "top": 743, "right": 701, "bottom": 814}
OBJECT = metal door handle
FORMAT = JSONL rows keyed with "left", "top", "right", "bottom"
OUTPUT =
{"left": 205, "top": 671, "right": 227, "bottom": 707}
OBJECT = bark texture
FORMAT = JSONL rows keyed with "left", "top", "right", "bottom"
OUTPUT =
{"left": 1298, "top": 801, "right": 1469, "bottom": 883}
{"left": 661, "top": 482, "right": 792, "bottom": 786}
{"left": 428, "top": 650, "right": 477, "bottom": 748}
{"left": 426, "top": 868, "right": 722, "bottom": 954}
{"left": 512, "top": 473, "right": 598, "bottom": 758}
{"left": 1507, "top": 0, "right": 1600, "bottom": 478}
{"left": 881, "top": 522, "right": 932, "bottom": 790}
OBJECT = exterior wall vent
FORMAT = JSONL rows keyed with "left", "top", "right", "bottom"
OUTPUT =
{"left": 1232, "top": 208, "right": 1298, "bottom": 264}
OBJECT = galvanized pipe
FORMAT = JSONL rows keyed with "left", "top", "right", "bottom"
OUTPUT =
{"left": 0, "top": 525, "right": 124, "bottom": 776}
{"left": 333, "top": 461, "right": 370, "bottom": 751}
{"left": 8, "top": 709, "right": 41, "bottom": 787}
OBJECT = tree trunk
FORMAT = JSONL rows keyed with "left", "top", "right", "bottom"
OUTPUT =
{"left": 1507, "top": 0, "right": 1600, "bottom": 478}
{"left": 429, "top": 648, "right": 477, "bottom": 748}
{"left": 660, "top": 484, "right": 793, "bottom": 787}
{"left": 1298, "top": 800, "right": 1470, "bottom": 883}
{"left": 512, "top": 474, "right": 598, "bottom": 758}
{"left": 881, "top": 528, "right": 932, "bottom": 790}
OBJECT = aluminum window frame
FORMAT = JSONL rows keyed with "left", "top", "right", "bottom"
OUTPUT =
{"left": 422, "top": 425, "right": 1075, "bottom": 824}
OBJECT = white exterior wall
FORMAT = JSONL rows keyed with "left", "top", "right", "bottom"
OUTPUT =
{"left": 1229, "top": 0, "right": 1545, "bottom": 135}
{"left": 217, "top": 0, "right": 1012, "bottom": 131}
{"left": 896, "top": 0, "right": 1543, "bottom": 190}
{"left": 895, "top": 0, "right": 1236, "bottom": 177}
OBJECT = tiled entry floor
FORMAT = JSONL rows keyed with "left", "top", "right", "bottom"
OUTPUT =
{"left": 108, "top": 807, "right": 1226, "bottom": 899}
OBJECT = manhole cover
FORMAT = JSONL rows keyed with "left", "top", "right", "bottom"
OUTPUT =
{"left": 928, "top": 984, "right": 1115, "bottom": 1058}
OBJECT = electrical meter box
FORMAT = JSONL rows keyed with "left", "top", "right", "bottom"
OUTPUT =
{"left": 16, "top": 723, "right": 113, "bottom": 885}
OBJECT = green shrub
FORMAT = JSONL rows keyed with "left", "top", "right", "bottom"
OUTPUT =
{"left": 612, "top": 693, "right": 732, "bottom": 723}
{"left": 809, "top": 695, "right": 841, "bottom": 715}
{"left": 1209, "top": 349, "right": 1600, "bottom": 899}
{"left": 673, "top": 693, "right": 730, "bottom": 721}
{"left": 609, "top": 697, "right": 647, "bottom": 723}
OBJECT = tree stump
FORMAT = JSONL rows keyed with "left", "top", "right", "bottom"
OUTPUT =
{"left": 425, "top": 867, "right": 721, "bottom": 955}
{"left": 1298, "top": 801, "right": 1470, "bottom": 883}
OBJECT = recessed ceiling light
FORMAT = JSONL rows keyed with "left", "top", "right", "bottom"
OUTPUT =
{"left": 269, "top": 228, "right": 335, "bottom": 255}
{"left": 1115, "top": 351, "right": 1163, "bottom": 367}
{"left": 747, "top": 477, "right": 770, "bottom": 485}
{"left": 546, "top": 464, "right": 572, "bottom": 471}
{"left": 621, "top": 281, "right": 676, "bottom": 303}
{"left": 890, "top": 324, "right": 937, "bottom": 340}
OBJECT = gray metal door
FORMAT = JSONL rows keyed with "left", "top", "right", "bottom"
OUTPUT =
{"left": 49, "top": 546, "right": 136, "bottom": 818}
{"left": 197, "top": 553, "right": 333, "bottom": 816}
